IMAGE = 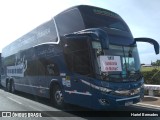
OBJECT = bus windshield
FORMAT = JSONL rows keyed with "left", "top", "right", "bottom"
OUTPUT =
{"left": 80, "top": 7, "right": 130, "bottom": 32}
{"left": 92, "top": 41, "right": 141, "bottom": 82}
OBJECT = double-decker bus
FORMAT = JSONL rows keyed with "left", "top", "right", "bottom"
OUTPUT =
{"left": 1, "top": 5, "right": 159, "bottom": 110}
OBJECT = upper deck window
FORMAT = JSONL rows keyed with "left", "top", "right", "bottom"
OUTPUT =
{"left": 55, "top": 8, "right": 84, "bottom": 36}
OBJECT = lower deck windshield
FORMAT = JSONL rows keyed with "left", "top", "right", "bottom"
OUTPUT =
{"left": 92, "top": 41, "right": 141, "bottom": 82}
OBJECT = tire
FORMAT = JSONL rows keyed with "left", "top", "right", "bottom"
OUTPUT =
{"left": 51, "top": 84, "right": 64, "bottom": 108}
{"left": 6, "top": 81, "right": 11, "bottom": 92}
{"left": 10, "top": 81, "right": 16, "bottom": 94}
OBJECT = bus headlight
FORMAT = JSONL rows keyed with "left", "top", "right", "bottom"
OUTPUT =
{"left": 99, "top": 87, "right": 112, "bottom": 93}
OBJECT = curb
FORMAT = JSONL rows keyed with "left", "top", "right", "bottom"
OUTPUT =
{"left": 133, "top": 96, "right": 160, "bottom": 110}
{"left": 144, "top": 96, "right": 160, "bottom": 99}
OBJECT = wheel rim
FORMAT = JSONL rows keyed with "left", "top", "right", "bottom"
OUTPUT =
{"left": 54, "top": 90, "right": 63, "bottom": 105}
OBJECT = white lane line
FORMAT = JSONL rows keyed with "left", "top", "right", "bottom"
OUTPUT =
{"left": 7, "top": 97, "right": 22, "bottom": 105}
{"left": 135, "top": 103, "right": 160, "bottom": 110}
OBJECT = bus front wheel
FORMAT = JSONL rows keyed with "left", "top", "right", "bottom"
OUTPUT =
{"left": 51, "top": 84, "right": 64, "bottom": 108}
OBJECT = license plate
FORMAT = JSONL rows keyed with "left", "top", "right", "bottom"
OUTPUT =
{"left": 125, "top": 101, "right": 133, "bottom": 106}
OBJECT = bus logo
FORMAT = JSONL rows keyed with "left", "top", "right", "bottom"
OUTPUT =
{"left": 7, "top": 56, "right": 27, "bottom": 77}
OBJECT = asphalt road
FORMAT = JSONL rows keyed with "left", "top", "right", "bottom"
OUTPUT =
{"left": 0, "top": 87, "right": 159, "bottom": 120}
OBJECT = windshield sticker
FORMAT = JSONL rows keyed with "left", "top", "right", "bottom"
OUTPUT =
{"left": 100, "top": 56, "right": 122, "bottom": 72}
{"left": 60, "top": 73, "right": 66, "bottom": 76}
{"left": 62, "top": 77, "right": 71, "bottom": 87}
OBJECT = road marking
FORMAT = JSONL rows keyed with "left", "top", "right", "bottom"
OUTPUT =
{"left": 7, "top": 97, "right": 22, "bottom": 105}
{"left": 135, "top": 103, "right": 160, "bottom": 110}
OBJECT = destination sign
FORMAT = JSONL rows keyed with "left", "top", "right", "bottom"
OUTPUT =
{"left": 93, "top": 9, "right": 120, "bottom": 18}
{"left": 100, "top": 55, "right": 122, "bottom": 72}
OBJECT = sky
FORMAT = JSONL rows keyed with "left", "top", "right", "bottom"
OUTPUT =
{"left": 0, "top": 0, "right": 160, "bottom": 64}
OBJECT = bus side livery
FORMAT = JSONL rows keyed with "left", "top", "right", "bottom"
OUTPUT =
{"left": 1, "top": 5, "right": 159, "bottom": 110}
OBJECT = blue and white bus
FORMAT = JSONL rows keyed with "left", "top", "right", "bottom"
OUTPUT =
{"left": 1, "top": 5, "right": 159, "bottom": 110}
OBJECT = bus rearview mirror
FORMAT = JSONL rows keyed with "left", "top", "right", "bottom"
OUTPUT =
{"left": 94, "top": 29, "right": 109, "bottom": 50}
{"left": 101, "top": 38, "right": 109, "bottom": 49}
{"left": 135, "top": 38, "right": 159, "bottom": 54}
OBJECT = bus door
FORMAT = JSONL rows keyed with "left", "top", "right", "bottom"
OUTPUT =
{"left": 62, "top": 36, "right": 93, "bottom": 107}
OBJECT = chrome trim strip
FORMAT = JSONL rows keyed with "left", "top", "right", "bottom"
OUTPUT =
{"left": 53, "top": 17, "right": 60, "bottom": 44}
{"left": 15, "top": 83, "right": 49, "bottom": 90}
{"left": 33, "top": 42, "right": 58, "bottom": 47}
{"left": 33, "top": 18, "right": 60, "bottom": 47}
{"left": 65, "top": 90, "right": 92, "bottom": 96}
{"left": 116, "top": 95, "right": 140, "bottom": 101}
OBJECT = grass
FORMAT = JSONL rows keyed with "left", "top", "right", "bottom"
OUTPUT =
{"left": 141, "top": 66, "right": 160, "bottom": 72}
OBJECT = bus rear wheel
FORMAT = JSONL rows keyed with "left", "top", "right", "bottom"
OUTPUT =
{"left": 6, "top": 81, "right": 10, "bottom": 92}
{"left": 10, "top": 81, "right": 15, "bottom": 93}
{"left": 51, "top": 84, "right": 64, "bottom": 108}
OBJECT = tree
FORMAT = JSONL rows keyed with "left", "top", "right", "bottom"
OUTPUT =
{"left": 156, "top": 60, "right": 160, "bottom": 66}
{"left": 151, "top": 62, "right": 156, "bottom": 66}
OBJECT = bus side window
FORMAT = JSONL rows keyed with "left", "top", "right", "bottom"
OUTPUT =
{"left": 47, "top": 64, "right": 59, "bottom": 76}
{"left": 73, "top": 50, "right": 91, "bottom": 75}
{"left": 63, "top": 39, "right": 92, "bottom": 76}
{"left": 1, "top": 67, "right": 4, "bottom": 75}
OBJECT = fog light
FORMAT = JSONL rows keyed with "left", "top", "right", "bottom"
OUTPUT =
{"left": 98, "top": 99, "right": 110, "bottom": 106}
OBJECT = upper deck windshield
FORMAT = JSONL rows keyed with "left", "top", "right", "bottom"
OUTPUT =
{"left": 92, "top": 41, "right": 141, "bottom": 82}
{"left": 80, "top": 6, "right": 130, "bottom": 32}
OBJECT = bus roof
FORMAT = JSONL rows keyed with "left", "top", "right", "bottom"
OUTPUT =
{"left": 2, "top": 5, "right": 131, "bottom": 57}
